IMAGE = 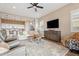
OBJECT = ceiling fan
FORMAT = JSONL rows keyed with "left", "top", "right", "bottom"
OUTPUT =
{"left": 27, "top": 3, "right": 44, "bottom": 12}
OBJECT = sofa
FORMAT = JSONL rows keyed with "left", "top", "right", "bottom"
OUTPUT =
{"left": 61, "top": 32, "right": 79, "bottom": 51}
{"left": 0, "top": 29, "right": 20, "bottom": 49}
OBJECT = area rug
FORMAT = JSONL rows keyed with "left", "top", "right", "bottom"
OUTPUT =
{"left": 25, "top": 39, "right": 69, "bottom": 56}
{"left": 3, "top": 39, "right": 69, "bottom": 56}
{"left": 3, "top": 46, "right": 25, "bottom": 56}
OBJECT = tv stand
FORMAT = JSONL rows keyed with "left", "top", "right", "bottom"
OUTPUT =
{"left": 44, "top": 30, "right": 61, "bottom": 42}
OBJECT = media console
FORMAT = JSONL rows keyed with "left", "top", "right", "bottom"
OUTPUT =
{"left": 44, "top": 30, "right": 61, "bottom": 42}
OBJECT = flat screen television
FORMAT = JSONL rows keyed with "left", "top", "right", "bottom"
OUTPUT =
{"left": 47, "top": 19, "right": 59, "bottom": 28}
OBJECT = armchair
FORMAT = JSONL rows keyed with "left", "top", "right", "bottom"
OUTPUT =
{"left": 61, "top": 32, "right": 79, "bottom": 51}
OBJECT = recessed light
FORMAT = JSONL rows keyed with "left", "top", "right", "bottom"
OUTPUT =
{"left": 12, "top": 6, "right": 16, "bottom": 9}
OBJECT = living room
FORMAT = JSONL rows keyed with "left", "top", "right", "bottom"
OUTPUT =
{"left": 0, "top": 3, "right": 79, "bottom": 56}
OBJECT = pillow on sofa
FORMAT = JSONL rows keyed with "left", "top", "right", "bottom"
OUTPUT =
{"left": 0, "top": 38, "right": 3, "bottom": 42}
{"left": 5, "top": 36, "right": 17, "bottom": 42}
{"left": 72, "top": 32, "right": 79, "bottom": 40}
{"left": 0, "top": 30, "right": 7, "bottom": 41}
{"left": 0, "top": 32, "right": 4, "bottom": 42}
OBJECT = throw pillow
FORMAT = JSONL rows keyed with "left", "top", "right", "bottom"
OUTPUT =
{"left": 0, "top": 32, "right": 3, "bottom": 42}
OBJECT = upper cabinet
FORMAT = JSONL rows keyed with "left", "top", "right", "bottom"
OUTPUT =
{"left": 0, "top": 18, "right": 25, "bottom": 29}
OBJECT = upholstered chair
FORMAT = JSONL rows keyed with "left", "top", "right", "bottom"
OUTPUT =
{"left": 61, "top": 32, "right": 79, "bottom": 51}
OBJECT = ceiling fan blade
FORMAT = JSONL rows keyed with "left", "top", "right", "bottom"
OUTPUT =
{"left": 27, "top": 6, "right": 33, "bottom": 9}
{"left": 36, "top": 6, "right": 43, "bottom": 9}
{"left": 30, "top": 3, "right": 34, "bottom": 5}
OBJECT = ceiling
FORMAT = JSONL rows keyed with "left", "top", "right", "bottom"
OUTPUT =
{"left": 0, "top": 3, "right": 68, "bottom": 18}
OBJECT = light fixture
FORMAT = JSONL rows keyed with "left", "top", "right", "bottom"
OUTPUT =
{"left": 12, "top": 6, "right": 16, "bottom": 9}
